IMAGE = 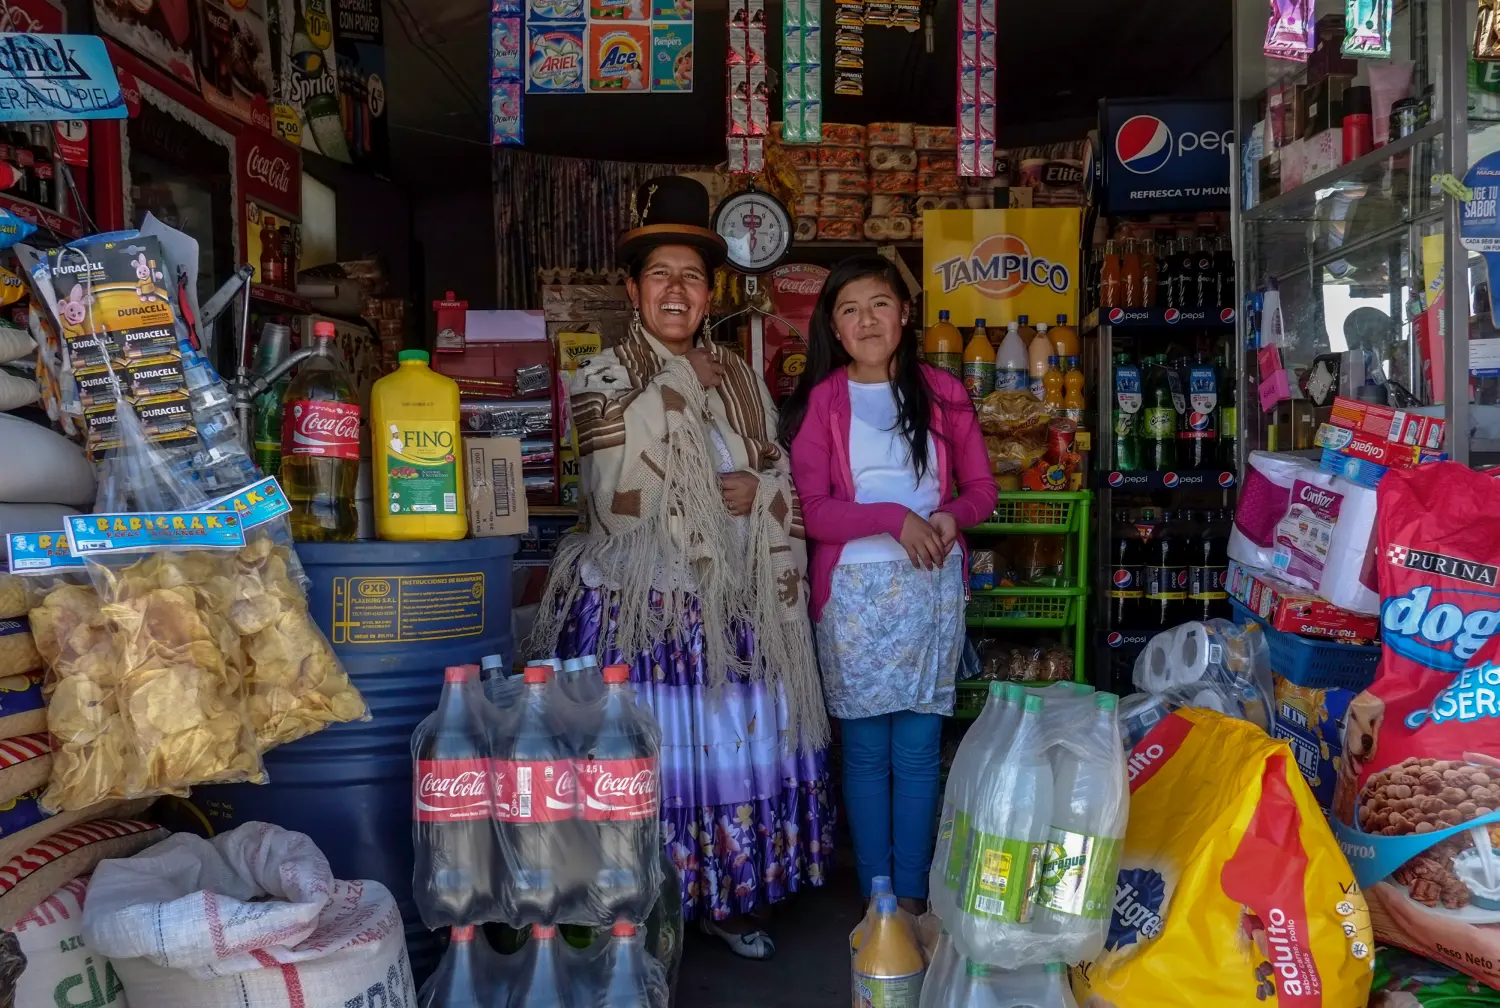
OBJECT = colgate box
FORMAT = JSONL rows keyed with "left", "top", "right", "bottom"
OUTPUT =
{"left": 1314, "top": 423, "right": 1444, "bottom": 468}
{"left": 1226, "top": 559, "right": 1381, "bottom": 644}
{"left": 1328, "top": 395, "right": 1445, "bottom": 450}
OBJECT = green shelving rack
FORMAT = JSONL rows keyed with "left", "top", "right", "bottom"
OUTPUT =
{"left": 954, "top": 490, "right": 1092, "bottom": 719}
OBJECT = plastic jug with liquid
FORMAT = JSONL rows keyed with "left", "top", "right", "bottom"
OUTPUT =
{"left": 853, "top": 894, "right": 926, "bottom": 1008}
{"left": 851, "top": 875, "right": 896, "bottom": 959}
{"left": 924, "top": 310, "right": 963, "bottom": 380}
{"left": 371, "top": 349, "right": 467, "bottom": 540}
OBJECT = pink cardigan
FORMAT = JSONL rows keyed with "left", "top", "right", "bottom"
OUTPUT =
{"left": 790, "top": 363, "right": 998, "bottom": 623}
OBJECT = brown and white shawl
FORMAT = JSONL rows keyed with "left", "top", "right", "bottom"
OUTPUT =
{"left": 530, "top": 321, "right": 828, "bottom": 747}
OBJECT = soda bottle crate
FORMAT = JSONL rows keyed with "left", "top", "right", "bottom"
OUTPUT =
{"left": 1229, "top": 601, "right": 1380, "bottom": 691}
{"left": 967, "top": 491, "right": 1090, "bottom": 535}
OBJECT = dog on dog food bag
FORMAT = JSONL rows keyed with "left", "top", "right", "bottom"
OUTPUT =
{"left": 1073, "top": 708, "right": 1373, "bottom": 1008}
{"left": 1331, "top": 462, "right": 1500, "bottom": 989}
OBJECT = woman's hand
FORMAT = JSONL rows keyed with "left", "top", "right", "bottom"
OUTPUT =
{"left": 899, "top": 510, "right": 946, "bottom": 570}
{"left": 685, "top": 347, "right": 725, "bottom": 388}
{"left": 928, "top": 511, "right": 959, "bottom": 553}
{"left": 719, "top": 471, "right": 759, "bottom": 516}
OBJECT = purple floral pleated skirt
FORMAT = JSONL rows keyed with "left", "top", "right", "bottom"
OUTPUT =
{"left": 555, "top": 585, "right": 834, "bottom": 922}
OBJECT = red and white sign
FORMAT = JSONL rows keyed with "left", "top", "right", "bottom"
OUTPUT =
{"left": 237, "top": 131, "right": 301, "bottom": 218}
{"left": 492, "top": 758, "right": 576, "bottom": 823}
{"left": 282, "top": 400, "right": 360, "bottom": 460}
{"left": 0, "top": 0, "right": 64, "bottom": 34}
{"left": 413, "top": 759, "right": 491, "bottom": 822}
{"left": 763, "top": 263, "right": 827, "bottom": 390}
{"left": 577, "top": 758, "right": 656, "bottom": 821}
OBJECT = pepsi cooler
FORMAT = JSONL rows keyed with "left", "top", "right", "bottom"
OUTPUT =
{"left": 1099, "top": 98, "right": 1234, "bottom": 215}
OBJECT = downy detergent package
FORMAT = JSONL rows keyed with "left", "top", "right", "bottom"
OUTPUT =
{"left": 1331, "top": 463, "right": 1500, "bottom": 990}
{"left": 1074, "top": 709, "right": 1373, "bottom": 1008}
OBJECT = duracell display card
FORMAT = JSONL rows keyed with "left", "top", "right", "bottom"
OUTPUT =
{"left": 45, "top": 236, "right": 194, "bottom": 460}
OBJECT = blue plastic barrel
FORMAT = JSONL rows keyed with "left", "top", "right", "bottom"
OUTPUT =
{"left": 193, "top": 536, "right": 518, "bottom": 980}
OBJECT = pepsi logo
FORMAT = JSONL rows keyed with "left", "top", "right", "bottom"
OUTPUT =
{"left": 1220, "top": 307, "right": 1236, "bottom": 323}
{"left": 1108, "top": 471, "right": 1125, "bottom": 488}
{"left": 1113, "top": 569, "right": 1135, "bottom": 589}
{"left": 1115, "top": 115, "right": 1173, "bottom": 175}
{"left": 1218, "top": 471, "right": 1236, "bottom": 488}
{"left": 1108, "top": 307, "right": 1124, "bottom": 324}
{"left": 1162, "top": 472, "right": 1179, "bottom": 487}
{"left": 1107, "top": 632, "right": 1124, "bottom": 648}
{"left": 1188, "top": 412, "right": 1212, "bottom": 431}
{"left": 1163, "top": 308, "right": 1181, "bottom": 324}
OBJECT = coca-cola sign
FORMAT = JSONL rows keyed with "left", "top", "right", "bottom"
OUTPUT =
{"left": 238, "top": 132, "right": 301, "bottom": 216}
{"left": 0, "top": 0, "right": 63, "bottom": 34}
{"left": 413, "top": 758, "right": 491, "bottom": 822}
{"left": 578, "top": 758, "right": 657, "bottom": 821}
{"left": 283, "top": 400, "right": 361, "bottom": 460}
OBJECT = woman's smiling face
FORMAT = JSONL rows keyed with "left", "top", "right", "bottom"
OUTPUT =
{"left": 831, "top": 275, "right": 908, "bottom": 375}
{"left": 629, "top": 245, "right": 711, "bottom": 350}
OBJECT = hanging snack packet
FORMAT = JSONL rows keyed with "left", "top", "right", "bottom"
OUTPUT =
{"left": 1265, "top": 0, "right": 1315, "bottom": 61}
{"left": 1331, "top": 463, "right": 1500, "bottom": 988}
{"left": 1342, "top": 0, "right": 1392, "bottom": 58}
{"left": 1479, "top": 0, "right": 1500, "bottom": 61}
{"left": 65, "top": 509, "right": 263, "bottom": 802}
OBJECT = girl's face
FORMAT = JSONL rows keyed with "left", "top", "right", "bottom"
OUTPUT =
{"left": 831, "top": 275, "right": 909, "bottom": 374}
{"left": 628, "top": 245, "right": 711, "bottom": 350}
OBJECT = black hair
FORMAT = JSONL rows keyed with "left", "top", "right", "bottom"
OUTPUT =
{"left": 778, "top": 254, "right": 940, "bottom": 480}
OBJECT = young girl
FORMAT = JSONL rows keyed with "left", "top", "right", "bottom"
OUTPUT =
{"left": 780, "top": 256, "right": 996, "bottom": 914}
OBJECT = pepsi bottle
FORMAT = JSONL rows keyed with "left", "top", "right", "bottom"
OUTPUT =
{"left": 1172, "top": 240, "right": 1195, "bottom": 309}
{"left": 1179, "top": 350, "right": 1219, "bottom": 469}
{"left": 1144, "top": 509, "right": 1188, "bottom": 627}
{"left": 1193, "top": 237, "right": 1216, "bottom": 309}
{"left": 1140, "top": 355, "right": 1177, "bottom": 471}
{"left": 1187, "top": 509, "right": 1232, "bottom": 622}
{"left": 1109, "top": 510, "right": 1145, "bottom": 629}
{"left": 1157, "top": 239, "right": 1177, "bottom": 308}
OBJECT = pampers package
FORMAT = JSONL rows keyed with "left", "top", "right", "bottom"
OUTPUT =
{"left": 1331, "top": 462, "right": 1500, "bottom": 989}
{"left": 1229, "top": 451, "right": 1380, "bottom": 615}
{"left": 1074, "top": 709, "right": 1373, "bottom": 1008}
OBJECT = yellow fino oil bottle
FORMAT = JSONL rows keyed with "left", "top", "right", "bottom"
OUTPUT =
{"left": 371, "top": 349, "right": 466, "bottom": 540}
{"left": 852, "top": 894, "right": 925, "bottom": 1008}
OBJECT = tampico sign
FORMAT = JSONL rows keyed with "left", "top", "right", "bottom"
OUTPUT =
{"left": 922, "top": 208, "right": 1082, "bottom": 327}
{"left": 0, "top": 33, "right": 126, "bottom": 120}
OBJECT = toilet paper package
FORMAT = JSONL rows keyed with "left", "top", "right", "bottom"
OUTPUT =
{"left": 1131, "top": 619, "right": 1275, "bottom": 733}
{"left": 1229, "top": 451, "right": 1380, "bottom": 615}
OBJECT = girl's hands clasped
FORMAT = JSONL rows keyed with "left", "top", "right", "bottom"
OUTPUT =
{"left": 928, "top": 511, "right": 959, "bottom": 553}
{"left": 899, "top": 510, "right": 947, "bottom": 570}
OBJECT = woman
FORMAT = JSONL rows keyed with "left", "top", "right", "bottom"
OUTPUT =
{"left": 531, "top": 176, "right": 831, "bottom": 959}
{"left": 781, "top": 256, "right": 995, "bottom": 916}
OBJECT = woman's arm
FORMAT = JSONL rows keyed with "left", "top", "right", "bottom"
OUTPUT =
{"left": 788, "top": 387, "right": 909, "bottom": 544}
{"left": 931, "top": 373, "right": 999, "bottom": 530}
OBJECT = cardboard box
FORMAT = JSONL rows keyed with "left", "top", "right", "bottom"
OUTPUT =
{"left": 464, "top": 436, "right": 529, "bottom": 537}
{"left": 1328, "top": 395, "right": 1445, "bottom": 449}
{"left": 1314, "top": 423, "right": 1444, "bottom": 469}
{"left": 1272, "top": 675, "right": 1355, "bottom": 811}
{"left": 1226, "top": 559, "right": 1381, "bottom": 644}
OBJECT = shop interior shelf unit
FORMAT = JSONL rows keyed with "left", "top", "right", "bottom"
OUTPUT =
{"left": 956, "top": 490, "right": 1091, "bottom": 718}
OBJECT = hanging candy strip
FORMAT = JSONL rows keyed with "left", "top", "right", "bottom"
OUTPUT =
{"left": 1264, "top": 0, "right": 1315, "bottom": 62}
{"left": 726, "top": 0, "right": 768, "bottom": 171}
{"left": 490, "top": 0, "right": 525, "bottom": 145}
{"left": 956, "top": 0, "right": 995, "bottom": 177}
{"left": 781, "top": 0, "right": 823, "bottom": 144}
{"left": 1342, "top": 0, "right": 1391, "bottom": 58}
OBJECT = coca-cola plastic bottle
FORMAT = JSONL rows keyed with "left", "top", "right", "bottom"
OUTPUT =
{"left": 494, "top": 665, "right": 595, "bottom": 924}
{"left": 576, "top": 663, "right": 661, "bottom": 922}
{"left": 505, "top": 924, "right": 573, "bottom": 1007}
{"left": 281, "top": 320, "right": 360, "bottom": 541}
{"left": 598, "top": 920, "right": 669, "bottom": 1008}
{"left": 417, "top": 925, "right": 503, "bottom": 1008}
{"left": 412, "top": 664, "right": 498, "bottom": 928}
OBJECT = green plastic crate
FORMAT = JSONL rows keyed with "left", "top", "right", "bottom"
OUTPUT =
{"left": 967, "top": 491, "right": 1089, "bottom": 535}
{"left": 966, "top": 589, "right": 1080, "bottom": 628}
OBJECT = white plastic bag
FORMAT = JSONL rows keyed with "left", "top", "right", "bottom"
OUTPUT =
{"left": 82, "top": 821, "right": 416, "bottom": 1008}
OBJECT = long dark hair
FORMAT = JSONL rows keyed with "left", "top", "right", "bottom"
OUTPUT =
{"left": 778, "top": 255, "right": 938, "bottom": 480}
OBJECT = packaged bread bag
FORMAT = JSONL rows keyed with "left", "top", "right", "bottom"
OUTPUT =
{"left": 1330, "top": 463, "right": 1500, "bottom": 989}
{"left": 1074, "top": 709, "right": 1373, "bottom": 1008}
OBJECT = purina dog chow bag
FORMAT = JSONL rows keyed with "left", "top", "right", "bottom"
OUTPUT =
{"left": 1074, "top": 709, "right": 1373, "bottom": 1008}
{"left": 1331, "top": 462, "right": 1500, "bottom": 989}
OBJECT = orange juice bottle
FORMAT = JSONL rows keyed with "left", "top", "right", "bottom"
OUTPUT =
{"left": 371, "top": 349, "right": 467, "bottom": 540}
{"left": 923, "top": 309, "right": 962, "bottom": 381}
{"left": 1099, "top": 240, "right": 1121, "bottom": 308}
{"left": 1064, "top": 365, "right": 1087, "bottom": 424}
{"left": 852, "top": 894, "right": 924, "bottom": 1008}
{"left": 1121, "top": 238, "right": 1143, "bottom": 308}
{"left": 1043, "top": 354, "right": 1065, "bottom": 410}
{"left": 1051, "top": 314, "right": 1079, "bottom": 372}
{"left": 963, "top": 319, "right": 995, "bottom": 402}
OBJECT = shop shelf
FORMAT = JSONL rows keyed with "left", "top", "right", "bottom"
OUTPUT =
{"left": 1081, "top": 306, "right": 1236, "bottom": 331}
{"left": 967, "top": 588, "right": 1083, "bottom": 628}
{"left": 966, "top": 491, "right": 1089, "bottom": 535}
{"left": 1098, "top": 469, "right": 1237, "bottom": 491}
{"left": 952, "top": 678, "right": 1085, "bottom": 720}
{"left": 1230, "top": 601, "right": 1381, "bottom": 691}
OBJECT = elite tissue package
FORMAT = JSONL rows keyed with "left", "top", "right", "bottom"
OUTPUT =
{"left": 1229, "top": 451, "right": 1380, "bottom": 615}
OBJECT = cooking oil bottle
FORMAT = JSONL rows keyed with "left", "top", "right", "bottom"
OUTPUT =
{"left": 371, "top": 349, "right": 467, "bottom": 540}
{"left": 853, "top": 893, "right": 925, "bottom": 1008}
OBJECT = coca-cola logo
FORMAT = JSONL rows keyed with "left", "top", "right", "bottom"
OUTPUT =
{"left": 285, "top": 401, "right": 361, "bottom": 460}
{"left": 419, "top": 770, "right": 486, "bottom": 799}
{"left": 579, "top": 758, "right": 657, "bottom": 819}
{"left": 545, "top": 767, "right": 577, "bottom": 809}
{"left": 246, "top": 145, "right": 292, "bottom": 194}
{"left": 1299, "top": 485, "right": 1337, "bottom": 509}
{"left": 592, "top": 767, "right": 655, "bottom": 799}
{"left": 774, "top": 277, "right": 824, "bottom": 296}
{"left": 297, "top": 408, "right": 360, "bottom": 440}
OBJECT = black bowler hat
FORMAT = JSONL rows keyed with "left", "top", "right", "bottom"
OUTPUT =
{"left": 619, "top": 175, "right": 727, "bottom": 271}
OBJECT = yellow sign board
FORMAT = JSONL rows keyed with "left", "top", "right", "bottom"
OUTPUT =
{"left": 922, "top": 208, "right": 1083, "bottom": 327}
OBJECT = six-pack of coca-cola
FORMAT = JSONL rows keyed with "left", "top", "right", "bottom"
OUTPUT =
{"left": 412, "top": 662, "right": 663, "bottom": 931}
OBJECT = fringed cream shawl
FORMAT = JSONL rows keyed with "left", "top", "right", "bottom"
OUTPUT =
{"left": 530, "top": 322, "right": 829, "bottom": 748}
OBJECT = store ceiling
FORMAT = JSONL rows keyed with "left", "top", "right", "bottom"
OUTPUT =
{"left": 383, "top": 0, "right": 1232, "bottom": 170}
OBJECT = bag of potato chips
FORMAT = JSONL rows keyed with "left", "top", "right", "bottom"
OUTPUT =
{"left": 1074, "top": 709, "right": 1373, "bottom": 1008}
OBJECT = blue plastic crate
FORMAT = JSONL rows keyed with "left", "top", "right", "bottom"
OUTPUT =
{"left": 1230, "top": 601, "right": 1381, "bottom": 691}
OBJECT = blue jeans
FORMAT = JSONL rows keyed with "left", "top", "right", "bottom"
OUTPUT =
{"left": 840, "top": 711, "right": 943, "bottom": 900}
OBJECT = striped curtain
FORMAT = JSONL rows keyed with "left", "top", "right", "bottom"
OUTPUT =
{"left": 493, "top": 149, "right": 712, "bottom": 308}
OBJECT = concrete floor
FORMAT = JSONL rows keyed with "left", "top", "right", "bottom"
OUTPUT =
{"left": 676, "top": 866, "right": 864, "bottom": 1007}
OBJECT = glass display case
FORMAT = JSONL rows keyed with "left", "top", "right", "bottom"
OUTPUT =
{"left": 1232, "top": 0, "right": 1483, "bottom": 462}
